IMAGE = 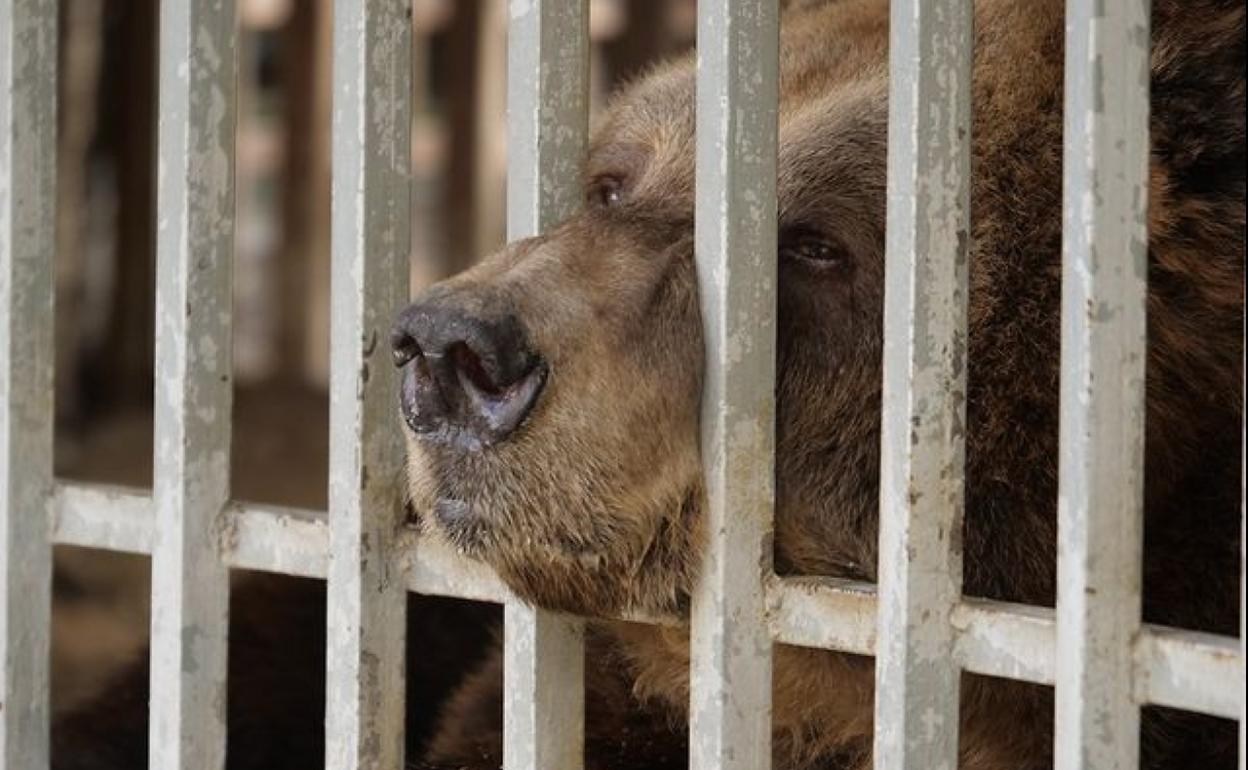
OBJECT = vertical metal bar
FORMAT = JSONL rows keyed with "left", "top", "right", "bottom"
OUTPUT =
{"left": 148, "top": 1, "right": 238, "bottom": 768}
{"left": 873, "top": 1, "right": 972, "bottom": 769}
{"left": 0, "top": 2, "right": 55, "bottom": 767}
{"left": 503, "top": 3, "right": 588, "bottom": 769}
{"left": 325, "top": 1, "right": 411, "bottom": 769}
{"left": 503, "top": 603, "right": 586, "bottom": 770}
{"left": 1239, "top": 332, "right": 1245, "bottom": 770}
{"left": 1054, "top": 1, "right": 1150, "bottom": 769}
{"left": 689, "top": 2, "right": 778, "bottom": 770}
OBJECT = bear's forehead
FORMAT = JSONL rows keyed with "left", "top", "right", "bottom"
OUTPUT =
{"left": 589, "top": 1, "right": 891, "bottom": 198}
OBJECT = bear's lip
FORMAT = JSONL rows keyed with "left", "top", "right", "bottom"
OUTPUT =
{"left": 432, "top": 497, "right": 491, "bottom": 555}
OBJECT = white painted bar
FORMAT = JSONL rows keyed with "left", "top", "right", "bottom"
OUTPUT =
{"left": 504, "top": 2, "right": 589, "bottom": 768}
{"left": 225, "top": 502, "right": 327, "bottom": 579}
{"left": 873, "top": 1, "right": 973, "bottom": 768}
{"left": 504, "top": 603, "right": 586, "bottom": 770}
{"left": 953, "top": 599, "right": 1056, "bottom": 686}
{"left": 46, "top": 483, "right": 1244, "bottom": 723}
{"left": 325, "top": 1, "right": 411, "bottom": 768}
{"left": 0, "top": 1, "right": 55, "bottom": 765}
{"left": 148, "top": 1, "right": 238, "bottom": 766}
{"left": 1054, "top": 1, "right": 1151, "bottom": 768}
{"left": 766, "top": 576, "right": 876, "bottom": 656}
{"left": 403, "top": 533, "right": 510, "bottom": 604}
{"left": 53, "top": 483, "right": 153, "bottom": 555}
{"left": 1135, "top": 627, "right": 1242, "bottom": 719}
{"left": 689, "top": 3, "right": 779, "bottom": 770}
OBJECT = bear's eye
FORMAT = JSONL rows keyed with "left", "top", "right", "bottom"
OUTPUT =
{"left": 587, "top": 175, "right": 625, "bottom": 208}
{"left": 780, "top": 229, "right": 848, "bottom": 270}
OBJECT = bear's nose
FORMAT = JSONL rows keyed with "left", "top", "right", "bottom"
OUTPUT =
{"left": 391, "top": 296, "right": 547, "bottom": 450}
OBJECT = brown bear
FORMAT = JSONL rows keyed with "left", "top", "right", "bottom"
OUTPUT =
{"left": 396, "top": 0, "right": 1245, "bottom": 768}
{"left": 51, "top": 0, "right": 1243, "bottom": 768}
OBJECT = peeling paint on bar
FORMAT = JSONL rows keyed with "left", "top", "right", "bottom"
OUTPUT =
{"left": 1054, "top": 1, "right": 1151, "bottom": 768}
{"left": 1134, "top": 627, "right": 1242, "bottom": 719}
{"left": 503, "top": 2, "right": 590, "bottom": 768}
{"left": 766, "top": 577, "right": 876, "bottom": 655}
{"left": 689, "top": 3, "right": 778, "bottom": 770}
{"left": 325, "top": 1, "right": 411, "bottom": 768}
{"left": 147, "top": 1, "right": 237, "bottom": 767}
{"left": 952, "top": 599, "right": 1056, "bottom": 685}
{"left": 873, "top": 1, "right": 973, "bottom": 768}
{"left": 0, "top": 1, "right": 55, "bottom": 766}
{"left": 45, "top": 482, "right": 1244, "bottom": 726}
{"left": 224, "top": 503, "right": 328, "bottom": 579}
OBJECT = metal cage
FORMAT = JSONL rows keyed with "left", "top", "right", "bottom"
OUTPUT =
{"left": 2, "top": 1, "right": 1244, "bottom": 769}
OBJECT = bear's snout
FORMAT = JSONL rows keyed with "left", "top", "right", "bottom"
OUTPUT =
{"left": 391, "top": 294, "right": 547, "bottom": 451}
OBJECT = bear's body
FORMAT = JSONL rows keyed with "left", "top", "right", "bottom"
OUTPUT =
{"left": 408, "top": 1, "right": 1244, "bottom": 767}
{"left": 53, "top": 0, "right": 1243, "bottom": 768}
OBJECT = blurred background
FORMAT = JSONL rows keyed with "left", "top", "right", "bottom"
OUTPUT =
{"left": 51, "top": 0, "right": 695, "bottom": 717}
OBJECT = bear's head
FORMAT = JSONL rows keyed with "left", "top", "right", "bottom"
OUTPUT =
{"left": 394, "top": 0, "right": 1244, "bottom": 628}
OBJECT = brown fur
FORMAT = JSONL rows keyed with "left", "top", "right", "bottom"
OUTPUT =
{"left": 411, "top": 1, "right": 1245, "bottom": 768}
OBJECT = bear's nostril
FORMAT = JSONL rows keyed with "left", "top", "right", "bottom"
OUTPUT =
{"left": 391, "top": 331, "right": 421, "bottom": 369}
{"left": 449, "top": 343, "right": 501, "bottom": 395}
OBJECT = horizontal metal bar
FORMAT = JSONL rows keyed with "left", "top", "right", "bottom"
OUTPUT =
{"left": 48, "top": 483, "right": 1244, "bottom": 721}
{"left": 399, "top": 531, "right": 508, "bottom": 604}
{"left": 1135, "top": 626, "right": 1242, "bottom": 719}
{"left": 766, "top": 576, "right": 876, "bottom": 656}
{"left": 224, "top": 502, "right": 328, "bottom": 579}
{"left": 52, "top": 483, "right": 153, "bottom": 555}
{"left": 953, "top": 598, "right": 1057, "bottom": 685}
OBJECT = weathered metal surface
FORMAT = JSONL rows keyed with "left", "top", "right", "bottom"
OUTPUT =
{"left": 873, "top": 1, "right": 973, "bottom": 768}
{"left": 403, "top": 532, "right": 511, "bottom": 605}
{"left": 53, "top": 483, "right": 153, "bottom": 555}
{"left": 325, "top": 1, "right": 411, "bottom": 768}
{"left": 224, "top": 503, "right": 328, "bottom": 579}
{"left": 46, "top": 487, "right": 1247, "bottom": 727}
{"left": 1134, "top": 626, "right": 1242, "bottom": 719}
{"left": 766, "top": 577, "right": 877, "bottom": 656}
{"left": 0, "top": 1, "right": 55, "bottom": 766}
{"left": 503, "top": 2, "right": 590, "bottom": 768}
{"left": 688, "top": 3, "right": 778, "bottom": 770}
{"left": 952, "top": 599, "right": 1056, "bottom": 685}
{"left": 504, "top": 603, "right": 586, "bottom": 770}
{"left": 147, "top": 1, "right": 237, "bottom": 767}
{"left": 1054, "top": 1, "right": 1151, "bottom": 768}
{"left": 506, "top": 0, "right": 590, "bottom": 238}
